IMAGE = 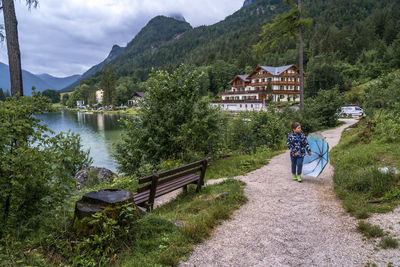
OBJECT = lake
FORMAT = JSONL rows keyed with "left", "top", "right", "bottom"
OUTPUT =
{"left": 38, "top": 110, "right": 125, "bottom": 172}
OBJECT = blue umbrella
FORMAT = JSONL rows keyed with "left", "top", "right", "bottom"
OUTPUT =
{"left": 303, "top": 132, "right": 329, "bottom": 177}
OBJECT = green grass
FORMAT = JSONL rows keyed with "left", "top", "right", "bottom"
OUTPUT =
{"left": 205, "top": 148, "right": 284, "bottom": 181}
{"left": 330, "top": 120, "right": 400, "bottom": 218}
{"left": 357, "top": 221, "right": 384, "bottom": 238}
{"left": 380, "top": 236, "right": 399, "bottom": 249}
{"left": 115, "top": 179, "right": 247, "bottom": 266}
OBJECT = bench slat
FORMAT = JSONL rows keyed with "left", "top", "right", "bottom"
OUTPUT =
{"left": 138, "top": 158, "right": 206, "bottom": 184}
{"left": 136, "top": 166, "right": 201, "bottom": 193}
{"left": 133, "top": 174, "right": 199, "bottom": 206}
{"left": 157, "top": 166, "right": 202, "bottom": 186}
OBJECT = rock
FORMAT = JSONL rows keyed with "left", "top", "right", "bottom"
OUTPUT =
{"left": 75, "top": 166, "right": 117, "bottom": 189}
{"left": 214, "top": 192, "right": 229, "bottom": 200}
{"left": 74, "top": 188, "right": 137, "bottom": 220}
{"left": 73, "top": 189, "right": 141, "bottom": 237}
{"left": 173, "top": 220, "right": 185, "bottom": 227}
{"left": 378, "top": 167, "right": 399, "bottom": 175}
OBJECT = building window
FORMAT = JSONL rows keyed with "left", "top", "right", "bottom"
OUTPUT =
{"left": 280, "top": 95, "right": 284, "bottom": 99}
{"left": 240, "top": 104, "right": 242, "bottom": 108}
{"left": 280, "top": 86, "right": 283, "bottom": 90}
{"left": 251, "top": 104, "right": 253, "bottom": 108}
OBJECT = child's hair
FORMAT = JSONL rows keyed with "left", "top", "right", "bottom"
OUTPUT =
{"left": 291, "top": 122, "right": 301, "bottom": 131}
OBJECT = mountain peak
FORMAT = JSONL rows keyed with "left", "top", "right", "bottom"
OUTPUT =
{"left": 243, "top": 0, "right": 258, "bottom": 7}
{"left": 168, "top": 13, "right": 186, "bottom": 22}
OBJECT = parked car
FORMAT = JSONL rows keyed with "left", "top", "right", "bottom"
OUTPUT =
{"left": 340, "top": 106, "right": 364, "bottom": 117}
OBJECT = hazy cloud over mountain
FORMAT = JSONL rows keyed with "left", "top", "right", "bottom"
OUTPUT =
{"left": 0, "top": 0, "right": 244, "bottom": 77}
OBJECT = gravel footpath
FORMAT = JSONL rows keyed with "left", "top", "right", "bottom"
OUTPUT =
{"left": 179, "top": 119, "right": 400, "bottom": 266}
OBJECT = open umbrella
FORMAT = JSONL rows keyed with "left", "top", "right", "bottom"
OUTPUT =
{"left": 303, "top": 132, "right": 329, "bottom": 177}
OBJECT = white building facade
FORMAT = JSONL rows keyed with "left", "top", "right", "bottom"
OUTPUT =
{"left": 212, "top": 65, "right": 304, "bottom": 111}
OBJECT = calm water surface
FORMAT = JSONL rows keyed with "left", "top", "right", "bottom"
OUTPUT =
{"left": 38, "top": 110, "right": 125, "bottom": 172}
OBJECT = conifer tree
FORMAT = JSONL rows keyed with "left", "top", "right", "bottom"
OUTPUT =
{"left": 101, "top": 65, "right": 116, "bottom": 107}
{"left": 0, "top": 88, "right": 5, "bottom": 101}
{"left": 254, "top": 0, "right": 311, "bottom": 110}
{"left": 2, "top": 0, "right": 38, "bottom": 97}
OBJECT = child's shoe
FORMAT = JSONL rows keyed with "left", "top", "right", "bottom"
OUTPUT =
{"left": 296, "top": 175, "right": 302, "bottom": 182}
{"left": 292, "top": 174, "right": 297, "bottom": 181}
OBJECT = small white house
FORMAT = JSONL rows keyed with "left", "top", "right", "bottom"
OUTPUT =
{"left": 96, "top": 89, "right": 104, "bottom": 103}
{"left": 76, "top": 100, "right": 85, "bottom": 107}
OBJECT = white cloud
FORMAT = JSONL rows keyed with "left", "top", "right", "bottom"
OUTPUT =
{"left": 0, "top": 0, "right": 244, "bottom": 77}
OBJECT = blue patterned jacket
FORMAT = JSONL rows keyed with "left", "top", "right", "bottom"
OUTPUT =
{"left": 287, "top": 132, "right": 311, "bottom": 157}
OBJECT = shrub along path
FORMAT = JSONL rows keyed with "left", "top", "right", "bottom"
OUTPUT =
{"left": 180, "top": 119, "right": 400, "bottom": 266}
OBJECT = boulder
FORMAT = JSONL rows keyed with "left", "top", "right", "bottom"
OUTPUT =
{"left": 73, "top": 188, "right": 141, "bottom": 236}
{"left": 378, "top": 167, "right": 399, "bottom": 175}
{"left": 74, "top": 188, "right": 136, "bottom": 220}
{"left": 75, "top": 166, "right": 117, "bottom": 189}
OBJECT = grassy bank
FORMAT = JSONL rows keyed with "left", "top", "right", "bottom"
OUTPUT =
{"left": 4, "top": 179, "right": 246, "bottom": 266}
{"left": 205, "top": 148, "right": 284, "bottom": 181}
{"left": 115, "top": 179, "right": 246, "bottom": 266}
{"left": 330, "top": 119, "right": 400, "bottom": 219}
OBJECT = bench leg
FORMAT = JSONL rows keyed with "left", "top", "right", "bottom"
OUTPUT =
{"left": 183, "top": 185, "right": 188, "bottom": 193}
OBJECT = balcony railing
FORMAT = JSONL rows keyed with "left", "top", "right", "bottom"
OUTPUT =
{"left": 211, "top": 99, "right": 263, "bottom": 104}
{"left": 219, "top": 89, "right": 266, "bottom": 95}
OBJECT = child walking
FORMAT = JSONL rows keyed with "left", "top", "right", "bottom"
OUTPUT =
{"left": 287, "top": 122, "right": 311, "bottom": 182}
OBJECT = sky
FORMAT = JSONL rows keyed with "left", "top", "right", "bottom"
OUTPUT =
{"left": 0, "top": 0, "right": 245, "bottom": 78}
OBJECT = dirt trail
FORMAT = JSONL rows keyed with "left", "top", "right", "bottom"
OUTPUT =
{"left": 179, "top": 119, "right": 400, "bottom": 266}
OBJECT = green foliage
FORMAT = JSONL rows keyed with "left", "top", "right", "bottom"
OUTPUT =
{"left": 227, "top": 110, "right": 287, "bottom": 154}
{"left": 330, "top": 117, "right": 400, "bottom": 218}
{"left": 41, "top": 89, "right": 61, "bottom": 103}
{"left": 101, "top": 65, "right": 117, "bottom": 107}
{"left": 61, "top": 93, "right": 69, "bottom": 106}
{"left": 71, "top": 203, "right": 140, "bottom": 266}
{"left": 0, "top": 88, "right": 5, "bottom": 101}
{"left": 305, "top": 89, "right": 344, "bottom": 128}
{"left": 114, "top": 65, "right": 224, "bottom": 174}
{"left": 380, "top": 236, "right": 399, "bottom": 249}
{"left": 254, "top": 4, "right": 312, "bottom": 55}
{"left": 305, "top": 55, "right": 347, "bottom": 97}
{"left": 0, "top": 94, "right": 92, "bottom": 235}
{"left": 357, "top": 221, "right": 384, "bottom": 238}
{"left": 204, "top": 147, "right": 283, "bottom": 181}
{"left": 364, "top": 72, "right": 400, "bottom": 116}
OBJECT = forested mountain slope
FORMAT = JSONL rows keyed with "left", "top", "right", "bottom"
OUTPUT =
{"left": 70, "top": 0, "right": 400, "bottom": 101}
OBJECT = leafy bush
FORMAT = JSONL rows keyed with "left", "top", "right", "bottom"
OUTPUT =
{"left": 226, "top": 110, "right": 287, "bottom": 154}
{"left": 114, "top": 65, "right": 223, "bottom": 174}
{"left": 0, "top": 94, "right": 91, "bottom": 235}
{"left": 364, "top": 72, "right": 400, "bottom": 117}
{"left": 357, "top": 221, "right": 383, "bottom": 238}
{"left": 304, "top": 89, "right": 344, "bottom": 128}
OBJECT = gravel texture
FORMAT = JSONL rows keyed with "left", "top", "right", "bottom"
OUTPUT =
{"left": 179, "top": 119, "right": 400, "bottom": 267}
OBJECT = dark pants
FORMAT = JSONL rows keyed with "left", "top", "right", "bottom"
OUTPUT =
{"left": 291, "top": 155, "right": 303, "bottom": 175}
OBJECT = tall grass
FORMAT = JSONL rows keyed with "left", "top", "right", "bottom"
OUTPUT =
{"left": 330, "top": 120, "right": 400, "bottom": 218}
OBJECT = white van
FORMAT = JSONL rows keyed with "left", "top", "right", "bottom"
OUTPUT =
{"left": 340, "top": 106, "right": 364, "bottom": 117}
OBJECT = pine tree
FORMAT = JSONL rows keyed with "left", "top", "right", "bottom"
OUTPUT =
{"left": 254, "top": 0, "right": 311, "bottom": 110}
{"left": 0, "top": 88, "right": 5, "bottom": 101}
{"left": 101, "top": 65, "right": 116, "bottom": 107}
{"left": 2, "top": 0, "right": 38, "bottom": 96}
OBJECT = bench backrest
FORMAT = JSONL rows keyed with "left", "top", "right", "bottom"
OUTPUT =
{"left": 137, "top": 158, "right": 209, "bottom": 193}
{"left": 136, "top": 158, "right": 210, "bottom": 210}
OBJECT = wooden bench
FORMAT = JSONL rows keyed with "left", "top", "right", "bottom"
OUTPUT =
{"left": 133, "top": 158, "right": 210, "bottom": 210}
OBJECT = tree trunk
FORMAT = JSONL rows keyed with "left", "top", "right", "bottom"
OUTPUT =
{"left": 298, "top": 0, "right": 304, "bottom": 110}
{"left": 3, "top": 0, "right": 24, "bottom": 97}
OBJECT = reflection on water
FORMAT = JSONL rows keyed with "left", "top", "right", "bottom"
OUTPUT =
{"left": 38, "top": 110, "right": 125, "bottom": 172}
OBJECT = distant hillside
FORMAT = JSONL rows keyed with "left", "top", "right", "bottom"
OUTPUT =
{"left": 0, "top": 62, "right": 81, "bottom": 96}
{"left": 67, "top": 0, "right": 400, "bottom": 98}
{"left": 0, "top": 62, "right": 50, "bottom": 96}
{"left": 37, "top": 73, "right": 81, "bottom": 90}
{"left": 60, "top": 44, "right": 125, "bottom": 93}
